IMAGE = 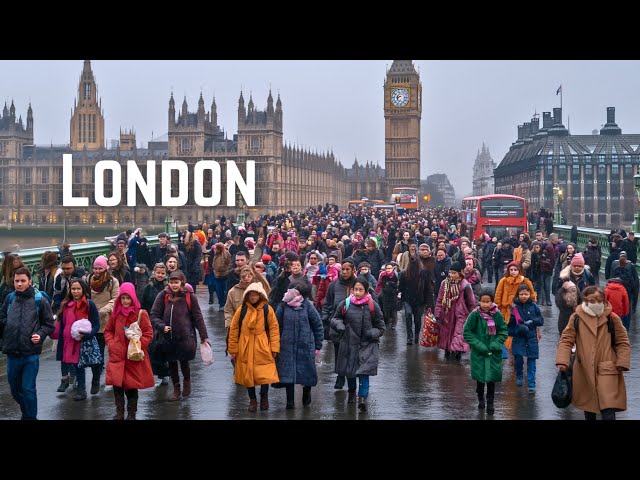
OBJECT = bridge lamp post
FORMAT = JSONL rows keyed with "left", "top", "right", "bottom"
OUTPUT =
{"left": 553, "top": 185, "right": 563, "bottom": 225}
{"left": 633, "top": 167, "right": 640, "bottom": 233}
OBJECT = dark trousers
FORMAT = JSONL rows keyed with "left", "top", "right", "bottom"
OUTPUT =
{"left": 484, "top": 263, "right": 493, "bottom": 283}
{"left": 113, "top": 386, "right": 138, "bottom": 401}
{"left": 212, "top": 275, "right": 228, "bottom": 307}
{"left": 584, "top": 409, "right": 616, "bottom": 420}
{"left": 247, "top": 384, "right": 269, "bottom": 399}
{"left": 382, "top": 304, "right": 397, "bottom": 326}
{"left": 285, "top": 384, "right": 311, "bottom": 404}
{"left": 476, "top": 381, "right": 495, "bottom": 402}
{"left": 334, "top": 342, "right": 345, "bottom": 383}
{"left": 494, "top": 265, "right": 503, "bottom": 285}
{"left": 168, "top": 359, "right": 191, "bottom": 384}
{"left": 404, "top": 303, "right": 424, "bottom": 341}
{"left": 7, "top": 354, "right": 39, "bottom": 420}
{"left": 90, "top": 333, "right": 105, "bottom": 383}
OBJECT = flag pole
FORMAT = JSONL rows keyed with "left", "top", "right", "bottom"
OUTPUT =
{"left": 560, "top": 84, "right": 563, "bottom": 111}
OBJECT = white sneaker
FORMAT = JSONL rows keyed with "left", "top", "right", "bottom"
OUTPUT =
{"left": 571, "top": 344, "right": 576, "bottom": 353}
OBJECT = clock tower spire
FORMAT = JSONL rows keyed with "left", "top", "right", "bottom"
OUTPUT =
{"left": 384, "top": 60, "right": 422, "bottom": 198}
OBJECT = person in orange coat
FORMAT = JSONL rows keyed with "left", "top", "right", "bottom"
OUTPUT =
{"left": 104, "top": 282, "right": 154, "bottom": 420}
{"left": 494, "top": 261, "right": 536, "bottom": 355}
{"left": 228, "top": 282, "right": 280, "bottom": 412}
{"left": 605, "top": 278, "right": 630, "bottom": 331}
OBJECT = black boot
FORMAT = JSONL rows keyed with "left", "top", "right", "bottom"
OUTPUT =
{"left": 113, "top": 389, "right": 125, "bottom": 420}
{"left": 476, "top": 382, "right": 485, "bottom": 410}
{"left": 444, "top": 350, "right": 451, "bottom": 360}
{"left": 286, "top": 384, "right": 295, "bottom": 409}
{"left": 73, "top": 387, "right": 87, "bottom": 401}
{"left": 334, "top": 375, "right": 345, "bottom": 390}
{"left": 455, "top": 351, "right": 462, "bottom": 361}
{"left": 208, "top": 293, "right": 214, "bottom": 305}
{"left": 347, "top": 391, "right": 357, "bottom": 404}
{"left": 126, "top": 397, "right": 138, "bottom": 420}
{"left": 90, "top": 378, "right": 100, "bottom": 395}
{"left": 57, "top": 376, "right": 70, "bottom": 393}
{"left": 358, "top": 396, "right": 367, "bottom": 412}
{"left": 302, "top": 386, "right": 311, "bottom": 407}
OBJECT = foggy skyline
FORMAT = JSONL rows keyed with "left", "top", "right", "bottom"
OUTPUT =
{"left": 1, "top": 60, "right": 639, "bottom": 197}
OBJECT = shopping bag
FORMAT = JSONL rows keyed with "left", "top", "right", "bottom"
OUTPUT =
{"left": 551, "top": 370, "right": 572, "bottom": 408}
{"left": 200, "top": 341, "right": 214, "bottom": 366}
{"left": 420, "top": 309, "right": 439, "bottom": 348}
{"left": 78, "top": 336, "right": 103, "bottom": 368}
{"left": 125, "top": 312, "right": 144, "bottom": 361}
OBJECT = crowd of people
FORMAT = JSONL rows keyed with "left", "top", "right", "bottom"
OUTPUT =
{"left": 0, "top": 203, "right": 635, "bottom": 420}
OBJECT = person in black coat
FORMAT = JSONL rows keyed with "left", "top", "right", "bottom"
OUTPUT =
{"left": 620, "top": 232, "right": 638, "bottom": 265}
{"left": 399, "top": 253, "right": 435, "bottom": 345}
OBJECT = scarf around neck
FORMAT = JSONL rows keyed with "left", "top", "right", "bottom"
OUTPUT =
{"left": 350, "top": 293, "right": 371, "bottom": 305}
{"left": 90, "top": 271, "right": 110, "bottom": 293}
{"left": 582, "top": 302, "right": 604, "bottom": 317}
{"left": 442, "top": 277, "right": 461, "bottom": 311}
{"left": 283, "top": 288, "right": 304, "bottom": 309}
{"left": 476, "top": 303, "right": 498, "bottom": 335}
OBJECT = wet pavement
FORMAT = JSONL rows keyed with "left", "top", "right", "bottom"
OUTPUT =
{"left": 1, "top": 283, "right": 639, "bottom": 420}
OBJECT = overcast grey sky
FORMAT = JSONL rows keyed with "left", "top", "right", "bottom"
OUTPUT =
{"left": 1, "top": 60, "right": 639, "bottom": 197}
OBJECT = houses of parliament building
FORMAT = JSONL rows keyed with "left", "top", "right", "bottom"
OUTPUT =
{"left": 0, "top": 60, "right": 421, "bottom": 227}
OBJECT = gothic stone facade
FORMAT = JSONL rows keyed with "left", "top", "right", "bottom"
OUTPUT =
{"left": 472, "top": 142, "right": 496, "bottom": 196}
{"left": 0, "top": 60, "right": 397, "bottom": 228}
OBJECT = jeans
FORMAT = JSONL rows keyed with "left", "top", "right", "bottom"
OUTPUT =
{"left": 212, "top": 275, "right": 228, "bottom": 307}
{"left": 494, "top": 265, "right": 503, "bottom": 285}
{"left": 7, "top": 355, "right": 39, "bottom": 420}
{"left": 75, "top": 365, "right": 87, "bottom": 390}
{"left": 541, "top": 272, "right": 552, "bottom": 304}
{"left": 90, "top": 332, "right": 105, "bottom": 382}
{"left": 514, "top": 355, "right": 537, "bottom": 387}
{"left": 404, "top": 303, "right": 424, "bottom": 341}
{"left": 347, "top": 375, "right": 370, "bottom": 398}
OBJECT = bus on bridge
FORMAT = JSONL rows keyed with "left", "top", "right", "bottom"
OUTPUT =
{"left": 461, "top": 194, "right": 527, "bottom": 240}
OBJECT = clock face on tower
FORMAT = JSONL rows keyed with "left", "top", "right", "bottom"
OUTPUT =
{"left": 391, "top": 88, "right": 409, "bottom": 107}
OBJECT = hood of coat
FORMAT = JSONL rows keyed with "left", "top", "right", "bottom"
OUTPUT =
{"left": 242, "top": 282, "right": 269, "bottom": 304}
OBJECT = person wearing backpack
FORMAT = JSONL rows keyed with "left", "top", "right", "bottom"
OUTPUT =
{"left": 275, "top": 280, "right": 324, "bottom": 409}
{"left": 141, "top": 262, "right": 169, "bottom": 385}
{"left": 51, "top": 277, "right": 99, "bottom": 400}
{"left": 228, "top": 282, "right": 280, "bottom": 412}
{"left": 0, "top": 267, "right": 55, "bottom": 420}
{"left": 330, "top": 277, "right": 385, "bottom": 412}
{"left": 150, "top": 271, "right": 209, "bottom": 402}
{"left": 556, "top": 285, "right": 630, "bottom": 420}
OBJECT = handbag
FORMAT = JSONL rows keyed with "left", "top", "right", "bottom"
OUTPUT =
{"left": 78, "top": 336, "right": 103, "bottom": 368}
{"left": 551, "top": 354, "right": 575, "bottom": 408}
{"left": 126, "top": 311, "right": 145, "bottom": 362}
{"left": 420, "top": 308, "right": 439, "bottom": 348}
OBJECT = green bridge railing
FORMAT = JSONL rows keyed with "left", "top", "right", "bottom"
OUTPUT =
{"left": 0, "top": 233, "right": 179, "bottom": 279}
{"left": 539, "top": 225, "right": 639, "bottom": 275}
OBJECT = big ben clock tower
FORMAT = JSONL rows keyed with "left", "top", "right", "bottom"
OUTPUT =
{"left": 384, "top": 60, "right": 422, "bottom": 197}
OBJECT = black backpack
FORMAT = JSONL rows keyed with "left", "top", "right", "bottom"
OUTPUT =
{"left": 573, "top": 314, "right": 616, "bottom": 351}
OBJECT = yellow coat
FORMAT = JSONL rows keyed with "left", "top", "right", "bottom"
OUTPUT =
{"left": 495, "top": 275, "right": 536, "bottom": 349}
{"left": 227, "top": 282, "right": 280, "bottom": 388}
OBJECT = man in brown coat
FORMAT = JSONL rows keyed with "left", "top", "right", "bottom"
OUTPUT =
{"left": 556, "top": 290, "right": 630, "bottom": 420}
{"left": 209, "top": 243, "right": 231, "bottom": 311}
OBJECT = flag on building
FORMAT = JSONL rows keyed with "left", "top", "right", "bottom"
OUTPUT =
{"left": 556, "top": 85, "right": 562, "bottom": 95}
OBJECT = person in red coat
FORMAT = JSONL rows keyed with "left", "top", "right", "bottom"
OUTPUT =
{"left": 104, "top": 282, "right": 154, "bottom": 420}
{"left": 605, "top": 278, "right": 630, "bottom": 331}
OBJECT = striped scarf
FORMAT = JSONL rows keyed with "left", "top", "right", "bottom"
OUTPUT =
{"left": 442, "top": 277, "right": 461, "bottom": 312}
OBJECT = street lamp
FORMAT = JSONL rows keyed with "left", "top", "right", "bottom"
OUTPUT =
{"left": 633, "top": 166, "right": 640, "bottom": 232}
{"left": 553, "top": 184, "right": 564, "bottom": 225}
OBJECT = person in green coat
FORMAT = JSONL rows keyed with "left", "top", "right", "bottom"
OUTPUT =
{"left": 463, "top": 289, "right": 508, "bottom": 416}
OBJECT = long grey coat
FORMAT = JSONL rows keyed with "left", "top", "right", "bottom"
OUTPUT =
{"left": 329, "top": 297, "right": 385, "bottom": 377}
{"left": 275, "top": 300, "right": 324, "bottom": 386}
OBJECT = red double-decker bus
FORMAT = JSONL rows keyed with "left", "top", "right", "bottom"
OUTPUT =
{"left": 460, "top": 194, "right": 527, "bottom": 241}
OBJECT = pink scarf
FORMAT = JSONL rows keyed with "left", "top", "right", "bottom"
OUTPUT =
{"left": 350, "top": 293, "right": 372, "bottom": 305}
{"left": 283, "top": 288, "right": 304, "bottom": 309}
{"left": 476, "top": 303, "right": 498, "bottom": 336}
